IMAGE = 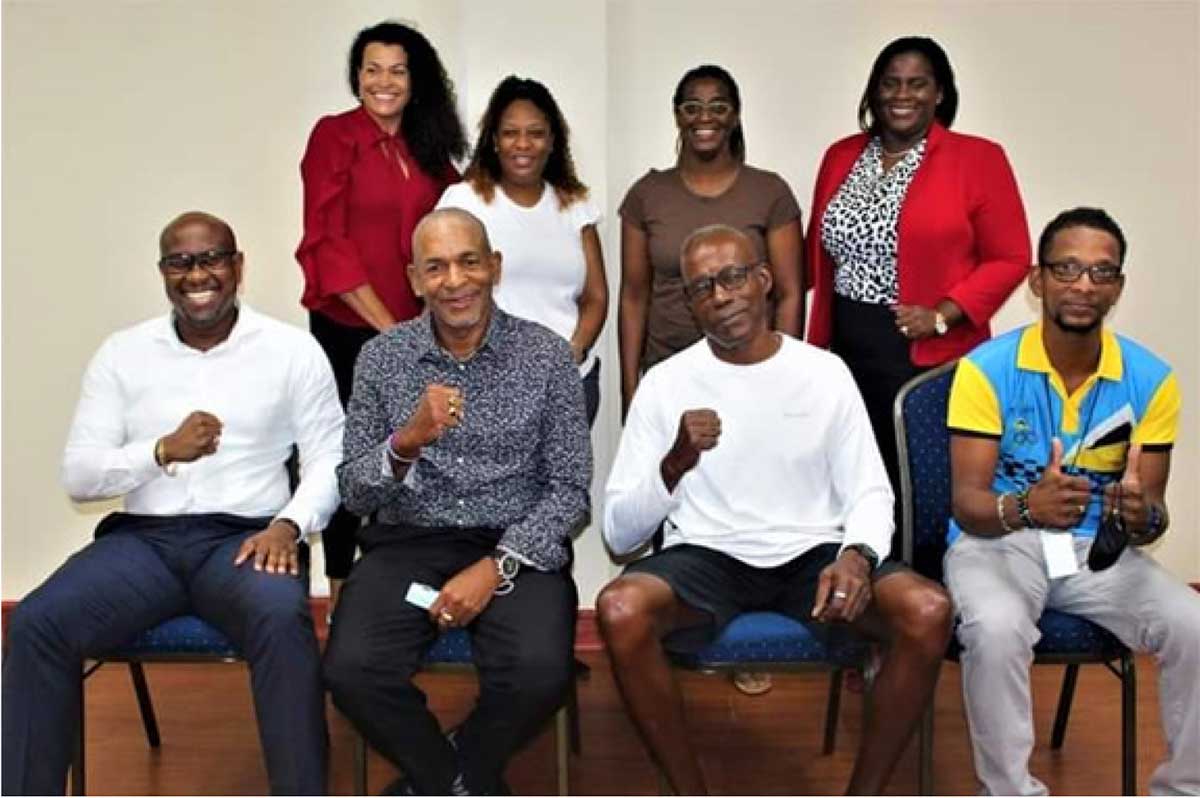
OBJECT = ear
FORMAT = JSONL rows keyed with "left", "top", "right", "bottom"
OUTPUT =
{"left": 756, "top": 262, "right": 774, "bottom": 297}
{"left": 1027, "top": 263, "right": 1043, "bottom": 299}
{"left": 407, "top": 261, "right": 423, "bottom": 298}
{"left": 232, "top": 252, "right": 245, "bottom": 289}
{"left": 490, "top": 250, "right": 503, "bottom": 287}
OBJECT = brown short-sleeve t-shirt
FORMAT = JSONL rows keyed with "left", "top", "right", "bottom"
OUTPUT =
{"left": 619, "top": 165, "right": 802, "bottom": 370}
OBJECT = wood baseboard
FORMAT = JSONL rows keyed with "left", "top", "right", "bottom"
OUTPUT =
{"left": 1, "top": 599, "right": 605, "bottom": 652}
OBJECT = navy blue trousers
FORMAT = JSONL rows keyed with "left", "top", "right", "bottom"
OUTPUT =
{"left": 1, "top": 513, "right": 327, "bottom": 795}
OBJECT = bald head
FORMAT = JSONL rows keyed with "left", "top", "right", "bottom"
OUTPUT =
{"left": 412, "top": 208, "right": 492, "bottom": 263}
{"left": 679, "top": 224, "right": 754, "bottom": 278}
{"left": 160, "top": 211, "right": 237, "bottom": 255}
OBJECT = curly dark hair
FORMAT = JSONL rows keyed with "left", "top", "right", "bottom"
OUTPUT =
{"left": 858, "top": 36, "right": 958, "bottom": 134}
{"left": 672, "top": 64, "right": 745, "bottom": 161}
{"left": 462, "top": 76, "right": 588, "bottom": 208}
{"left": 348, "top": 21, "right": 466, "bottom": 177}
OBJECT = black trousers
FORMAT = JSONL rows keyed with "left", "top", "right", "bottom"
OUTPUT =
{"left": 323, "top": 524, "right": 577, "bottom": 795}
{"left": 309, "top": 310, "right": 377, "bottom": 580}
{"left": 1, "top": 513, "right": 327, "bottom": 795}
{"left": 831, "top": 296, "right": 926, "bottom": 560}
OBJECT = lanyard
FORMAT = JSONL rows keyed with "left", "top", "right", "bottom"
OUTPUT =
{"left": 1042, "top": 374, "right": 1103, "bottom": 477}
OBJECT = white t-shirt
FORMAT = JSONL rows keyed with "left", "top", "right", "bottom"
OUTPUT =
{"left": 437, "top": 181, "right": 601, "bottom": 374}
{"left": 603, "top": 335, "right": 894, "bottom": 567}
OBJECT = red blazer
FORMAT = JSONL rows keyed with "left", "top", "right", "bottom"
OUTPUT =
{"left": 805, "top": 122, "right": 1030, "bottom": 366}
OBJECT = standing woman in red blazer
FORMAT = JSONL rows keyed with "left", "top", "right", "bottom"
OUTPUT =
{"left": 807, "top": 36, "right": 1029, "bottom": 557}
{"left": 295, "top": 20, "right": 465, "bottom": 610}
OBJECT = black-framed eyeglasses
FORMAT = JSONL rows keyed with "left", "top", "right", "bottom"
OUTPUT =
{"left": 1042, "top": 260, "right": 1123, "bottom": 285}
{"left": 682, "top": 263, "right": 758, "bottom": 302}
{"left": 158, "top": 250, "right": 238, "bottom": 277}
{"left": 675, "top": 100, "right": 734, "bottom": 119}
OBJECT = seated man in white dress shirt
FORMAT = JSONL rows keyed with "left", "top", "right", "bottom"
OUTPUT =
{"left": 1, "top": 211, "right": 343, "bottom": 795}
{"left": 597, "top": 224, "right": 952, "bottom": 795}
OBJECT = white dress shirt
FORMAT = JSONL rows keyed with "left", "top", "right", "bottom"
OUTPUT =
{"left": 62, "top": 304, "right": 344, "bottom": 535}
{"left": 604, "top": 335, "right": 894, "bottom": 567}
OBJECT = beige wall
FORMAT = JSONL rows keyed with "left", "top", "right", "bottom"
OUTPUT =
{"left": 3, "top": 1, "right": 1197, "bottom": 603}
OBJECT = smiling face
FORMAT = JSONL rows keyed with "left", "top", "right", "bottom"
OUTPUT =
{"left": 674, "top": 77, "right": 738, "bottom": 158}
{"left": 874, "top": 51, "right": 941, "bottom": 144}
{"left": 1031, "top": 225, "right": 1125, "bottom": 335}
{"left": 159, "top": 216, "right": 242, "bottom": 343}
{"left": 496, "top": 99, "right": 553, "bottom": 189}
{"left": 357, "top": 42, "right": 410, "bottom": 130}
{"left": 682, "top": 232, "right": 771, "bottom": 354}
{"left": 409, "top": 211, "right": 502, "bottom": 340}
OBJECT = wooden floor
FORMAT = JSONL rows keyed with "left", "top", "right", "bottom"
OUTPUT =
{"left": 75, "top": 651, "right": 1168, "bottom": 795}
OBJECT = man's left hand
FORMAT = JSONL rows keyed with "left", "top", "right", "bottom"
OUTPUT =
{"left": 233, "top": 521, "right": 300, "bottom": 576}
{"left": 812, "top": 549, "right": 873, "bottom": 623}
{"left": 1103, "top": 443, "right": 1151, "bottom": 536}
{"left": 429, "top": 558, "right": 502, "bottom": 630}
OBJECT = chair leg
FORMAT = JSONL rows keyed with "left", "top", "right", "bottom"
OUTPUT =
{"left": 555, "top": 705, "right": 570, "bottom": 796}
{"left": 1121, "top": 652, "right": 1137, "bottom": 796}
{"left": 822, "top": 668, "right": 844, "bottom": 755}
{"left": 71, "top": 674, "right": 86, "bottom": 795}
{"left": 353, "top": 730, "right": 368, "bottom": 795}
{"left": 918, "top": 703, "right": 934, "bottom": 795}
{"left": 127, "top": 662, "right": 161, "bottom": 748}
{"left": 1049, "top": 663, "right": 1079, "bottom": 750}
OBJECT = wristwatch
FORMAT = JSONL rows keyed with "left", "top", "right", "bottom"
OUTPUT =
{"left": 491, "top": 549, "right": 520, "bottom": 595}
{"left": 844, "top": 543, "right": 880, "bottom": 572}
{"left": 933, "top": 312, "right": 949, "bottom": 336}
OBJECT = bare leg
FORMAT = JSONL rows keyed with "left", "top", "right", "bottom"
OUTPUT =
{"left": 845, "top": 570, "right": 952, "bottom": 795}
{"left": 596, "top": 574, "right": 711, "bottom": 795}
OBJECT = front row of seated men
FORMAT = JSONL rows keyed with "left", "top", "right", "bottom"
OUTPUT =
{"left": 2, "top": 206, "right": 1197, "bottom": 796}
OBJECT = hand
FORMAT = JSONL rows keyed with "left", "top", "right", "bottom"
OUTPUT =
{"left": 892, "top": 304, "right": 937, "bottom": 340}
{"left": 160, "top": 411, "right": 223, "bottom": 464}
{"left": 1103, "top": 443, "right": 1150, "bottom": 535}
{"left": 1027, "top": 438, "right": 1093, "bottom": 529}
{"left": 812, "top": 549, "right": 872, "bottom": 623}
{"left": 391, "top": 384, "right": 464, "bottom": 454}
{"left": 429, "top": 558, "right": 501, "bottom": 629}
{"left": 233, "top": 521, "right": 300, "bottom": 576}
{"left": 569, "top": 340, "right": 587, "bottom": 365}
{"left": 661, "top": 409, "right": 721, "bottom": 489}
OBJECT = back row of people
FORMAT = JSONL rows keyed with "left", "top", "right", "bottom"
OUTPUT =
{"left": 3, "top": 17, "right": 1196, "bottom": 798}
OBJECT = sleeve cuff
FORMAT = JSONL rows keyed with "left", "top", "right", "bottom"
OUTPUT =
{"left": 122, "top": 436, "right": 167, "bottom": 483}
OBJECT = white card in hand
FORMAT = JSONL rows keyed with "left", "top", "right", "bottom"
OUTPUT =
{"left": 405, "top": 581, "right": 439, "bottom": 610}
{"left": 1041, "top": 530, "right": 1078, "bottom": 578}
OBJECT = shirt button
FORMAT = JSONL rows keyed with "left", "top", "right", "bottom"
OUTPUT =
{"left": 457, "top": 457, "right": 464, "bottom": 465}
{"left": 457, "top": 499, "right": 465, "bottom": 506}
{"left": 458, "top": 364, "right": 465, "bottom": 371}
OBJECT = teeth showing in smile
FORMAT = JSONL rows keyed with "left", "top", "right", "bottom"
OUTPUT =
{"left": 185, "top": 290, "right": 216, "bottom": 304}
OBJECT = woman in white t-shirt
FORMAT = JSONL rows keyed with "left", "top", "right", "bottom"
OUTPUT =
{"left": 437, "top": 75, "right": 607, "bottom": 425}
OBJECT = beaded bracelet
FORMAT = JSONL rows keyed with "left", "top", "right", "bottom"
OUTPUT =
{"left": 1016, "top": 489, "right": 1036, "bottom": 529}
{"left": 997, "top": 492, "right": 1020, "bottom": 533}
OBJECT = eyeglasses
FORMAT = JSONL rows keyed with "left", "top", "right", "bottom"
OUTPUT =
{"left": 1043, "top": 260, "right": 1123, "bottom": 285}
{"left": 158, "top": 250, "right": 238, "bottom": 277}
{"left": 683, "top": 263, "right": 757, "bottom": 302}
{"left": 675, "top": 100, "right": 734, "bottom": 119}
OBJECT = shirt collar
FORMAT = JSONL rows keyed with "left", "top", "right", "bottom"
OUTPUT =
{"left": 349, "top": 105, "right": 407, "bottom": 150}
{"left": 415, "top": 305, "right": 510, "bottom": 365}
{"left": 151, "top": 302, "right": 264, "bottom": 353}
{"left": 1017, "top": 322, "right": 1123, "bottom": 382}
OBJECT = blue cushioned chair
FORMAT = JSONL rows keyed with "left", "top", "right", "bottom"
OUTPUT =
{"left": 72, "top": 615, "right": 244, "bottom": 795}
{"left": 351, "top": 626, "right": 581, "bottom": 796}
{"left": 894, "top": 361, "right": 1136, "bottom": 795}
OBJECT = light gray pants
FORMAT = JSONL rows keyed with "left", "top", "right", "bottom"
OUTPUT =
{"left": 946, "top": 531, "right": 1200, "bottom": 796}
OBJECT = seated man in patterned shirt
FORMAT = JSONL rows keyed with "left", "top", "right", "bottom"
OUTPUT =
{"left": 324, "top": 208, "right": 592, "bottom": 796}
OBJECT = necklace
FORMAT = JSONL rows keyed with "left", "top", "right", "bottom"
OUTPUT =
{"left": 881, "top": 144, "right": 914, "bottom": 159}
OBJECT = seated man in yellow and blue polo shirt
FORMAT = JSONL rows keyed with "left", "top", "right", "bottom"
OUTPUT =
{"left": 945, "top": 207, "right": 1199, "bottom": 795}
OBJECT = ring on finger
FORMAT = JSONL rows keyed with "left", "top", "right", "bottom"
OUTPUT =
{"left": 439, "top": 610, "right": 455, "bottom": 625}
{"left": 833, "top": 590, "right": 849, "bottom": 600}
{"left": 899, "top": 325, "right": 910, "bottom": 337}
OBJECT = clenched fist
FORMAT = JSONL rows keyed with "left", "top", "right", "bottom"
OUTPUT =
{"left": 159, "top": 411, "right": 223, "bottom": 464}
{"left": 660, "top": 409, "right": 721, "bottom": 491}
{"left": 390, "top": 384, "right": 464, "bottom": 457}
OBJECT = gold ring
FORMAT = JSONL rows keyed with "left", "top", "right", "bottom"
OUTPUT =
{"left": 900, "top": 325, "right": 910, "bottom": 337}
{"left": 1078, "top": 504, "right": 1086, "bottom": 516}
{"left": 440, "top": 611, "right": 454, "bottom": 624}
{"left": 833, "top": 590, "right": 849, "bottom": 600}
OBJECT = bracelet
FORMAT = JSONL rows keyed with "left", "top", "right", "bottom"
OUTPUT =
{"left": 154, "top": 438, "right": 178, "bottom": 477}
{"left": 1016, "top": 489, "right": 1036, "bottom": 529}
{"left": 997, "top": 493, "right": 1020, "bottom": 533}
{"left": 387, "top": 433, "right": 419, "bottom": 464}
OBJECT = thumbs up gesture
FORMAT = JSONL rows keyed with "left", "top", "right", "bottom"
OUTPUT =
{"left": 1103, "top": 443, "right": 1149, "bottom": 534}
{"left": 1027, "top": 438, "right": 1094, "bottom": 529}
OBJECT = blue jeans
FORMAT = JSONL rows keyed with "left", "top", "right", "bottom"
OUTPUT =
{"left": 1, "top": 513, "right": 327, "bottom": 795}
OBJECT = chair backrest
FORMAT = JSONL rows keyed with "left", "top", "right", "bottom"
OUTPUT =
{"left": 894, "top": 361, "right": 958, "bottom": 584}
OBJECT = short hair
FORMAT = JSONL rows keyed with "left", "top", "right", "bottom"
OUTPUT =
{"left": 347, "top": 21, "right": 466, "bottom": 177}
{"left": 411, "top": 207, "right": 493, "bottom": 262}
{"left": 679, "top": 224, "right": 754, "bottom": 269}
{"left": 673, "top": 64, "right": 745, "bottom": 161}
{"left": 858, "top": 36, "right": 958, "bottom": 134}
{"left": 159, "top": 211, "right": 236, "bottom": 254}
{"left": 1037, "top": 207, "right": 1128, "bottom": 266}
{"left": 462, "top": 76, "right": 589, "bottom": 207}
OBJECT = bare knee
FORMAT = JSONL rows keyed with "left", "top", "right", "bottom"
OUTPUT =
{"left": 884, "top": 579, "right": 954, "bottom": 659}
{"left": 596, "top": 579, "right": 660, "bottom": 655}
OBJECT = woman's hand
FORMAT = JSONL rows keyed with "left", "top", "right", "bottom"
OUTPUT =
{"left": 892, "top": 300, "right": 963, "bottom": 340}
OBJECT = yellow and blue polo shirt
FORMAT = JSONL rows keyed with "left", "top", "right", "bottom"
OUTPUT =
{"left": 946, "top": 323, "right": 1179, "bottom": 543}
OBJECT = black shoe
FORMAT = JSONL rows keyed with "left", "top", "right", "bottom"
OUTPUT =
{"left": 380, "top": 775, "right": 416, "bottom": 796}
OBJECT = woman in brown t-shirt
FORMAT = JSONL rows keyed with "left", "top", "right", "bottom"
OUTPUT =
{"left": 618, "top": 64, "right": 804, "bottom": 417}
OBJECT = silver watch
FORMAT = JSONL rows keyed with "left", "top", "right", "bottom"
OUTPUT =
{"left": 492, "top": 550, "right": 520, "bottom": 581}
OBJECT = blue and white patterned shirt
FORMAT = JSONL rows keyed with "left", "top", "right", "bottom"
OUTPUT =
{"left": 338, "top": 307, "right": 592, "bottom": 571}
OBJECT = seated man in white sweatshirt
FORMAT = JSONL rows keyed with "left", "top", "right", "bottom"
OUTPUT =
{"left": 598, "top": 224, "right": 952, "bottom": 795}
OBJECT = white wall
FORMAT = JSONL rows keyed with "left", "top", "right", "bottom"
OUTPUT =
{"left": 4, "top": 1, "right": 1197, "bottom": 603}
